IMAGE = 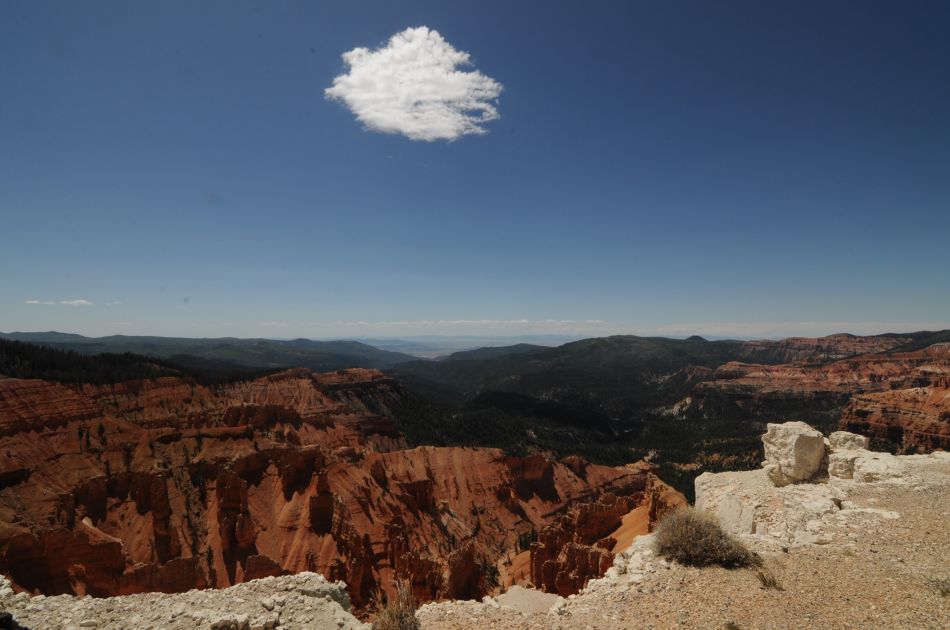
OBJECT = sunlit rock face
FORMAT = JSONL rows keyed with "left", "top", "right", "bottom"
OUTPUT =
{"left": 690, "top": 343, "right": 950, "bottom": 453}
{"left": 762, "top": 421, "right": 826, "bottom": 486}
{"left": 529, "top": 475, "right": 685, "bottom": 596}
{"left": 0, "top": 369, "right": 670, "bottom": 611}
{"left": 694, "top": 421, "right": 948, "bottom": 549}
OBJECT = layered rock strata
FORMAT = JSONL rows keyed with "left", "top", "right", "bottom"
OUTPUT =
{"left": 688, "top": 343, "right": 950, "bottom": 450}
{"left": 840, "top": 382, "right": 950, "bottom": 452}
{"left": 0, "top": 369, "right": 667, "bottom": 611}
{"left": 736, "top": 333, "right": 911, "bottom": 364}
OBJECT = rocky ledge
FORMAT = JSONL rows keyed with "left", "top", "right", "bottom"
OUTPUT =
{"left": 418, "top": 422, "right": 950, "bottom": 629}
{"left": 0, "top": 572, "right": 366, "bottom": 630}
{"left": 694, "top": 421, "right": 948, "bottom": 549}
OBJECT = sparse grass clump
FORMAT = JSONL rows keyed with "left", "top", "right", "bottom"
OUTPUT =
{"left": 755, "top": 568, "right": 784, "bottom": 591}
{"left": 654, "top": 507, "right": 759, "bottom": 568}
{"left": 372, "top": 581, "right": 420, "bottom": 630}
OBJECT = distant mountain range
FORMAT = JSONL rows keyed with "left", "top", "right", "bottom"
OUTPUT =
{"left": 0, "top": 331, "right": 416, "bottom": 372}
{"left": 395, "top": 330, "right": 950, "bottom": 397}
{"left": 353, "top": 335, "right": 582, "bottom": 358}
{"left": 2, "top": 329, "right": 948, "bottom": 500}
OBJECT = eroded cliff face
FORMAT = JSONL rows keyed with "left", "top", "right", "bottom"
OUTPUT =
{"left": 528, "top": 473, "right": 684, "bottom": 596}
{"left": 701, "top": 343, "right": 948, "bottom": 396}
{"left": 736, "top": 334, "right": 911, "bottom": 364}
{"left": 0, "top": 369, "right": 667, "bottom": 610}
{"left": 686, "top": 343, "right": 950, "bottom": 441}
{"left": 840, "top": 380, "right": 950, "bottom": 452}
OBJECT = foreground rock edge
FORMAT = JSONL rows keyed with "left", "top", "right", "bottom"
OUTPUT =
{"left": 0, "top": 571, "right": 367, "bottom": 630}
{"left": 417, "top": 422, "right": 950, "bottom": 628}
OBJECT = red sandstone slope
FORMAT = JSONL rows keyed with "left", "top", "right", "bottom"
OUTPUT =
{"left": 692, "top": 343, "right": 950, "bottom": 451}
{"left": 0, "top": 369, "right": 680, "bottom": 609}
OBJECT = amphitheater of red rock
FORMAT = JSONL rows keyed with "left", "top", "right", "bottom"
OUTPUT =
{"left": 0, "top": 368, "right": 683, "bottom": 612}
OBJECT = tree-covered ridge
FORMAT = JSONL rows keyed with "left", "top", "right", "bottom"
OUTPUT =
{"left": 0, "top": 338, "right": 273, "bottom": 385}
{"left": 0, "top": 332, "right": 416, "bottom": 371}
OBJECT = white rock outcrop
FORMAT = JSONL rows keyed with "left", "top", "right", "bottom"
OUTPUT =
{"left": 762, "top": 421, "right": 826, "bottom": 486}
{"left": 827, "top": 449, "right": 861, "bottom": 479}
{"left": 851, "top": 451, "right": 907, "bottom": 482}
{"left": 823, "top": 430, "right": 906, "bottom": 481}
{"left": 694, "top": 422, "right": 948, "bottom": 550}
{"left": 694, "top": 468, "right": 846, "bottom": 546}
{"left": 582, "top": 533, "right": 661, "bottom": 595}
{"left": 0, "top": 572, "right": 368, "bottom": 630}
{"left": 828, "top": 430, "right": 870, "bottom": 451}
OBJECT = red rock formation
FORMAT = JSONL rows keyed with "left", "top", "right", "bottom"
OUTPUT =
{"left": 0, "top": 376, "right": 100, "bottom": 435}
{"left": 840, "top": 383, "right": 950, "bottom": 452}
{"left": 737, "top": 333, "right": 911, "bottom": 364}
{"left": 688, "top": 343, "right": 950, "bottom": 457}
{"left": 698, "top": 343, "right": 950, "bottom": 398}
{"left": 529, "top": 475, "right": 685, "bottom": 596}
{"left": 0, "top": 368, "right": 669, "bottom": 612}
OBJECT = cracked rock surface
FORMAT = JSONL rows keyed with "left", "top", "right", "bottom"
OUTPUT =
{"left": 0, "top": 572, "right": 367, "bottom": 630}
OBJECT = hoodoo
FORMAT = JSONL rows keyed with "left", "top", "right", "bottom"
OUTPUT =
{"left": 0, "top": 368, "right": 679, "bottom": 610}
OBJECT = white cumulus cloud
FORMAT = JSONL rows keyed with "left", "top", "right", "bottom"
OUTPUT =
{"left": 25, "top": 299, "right": 92, "bottom": 306}
{"left": 325, "top": 26, "right": 502, "bottom": 141}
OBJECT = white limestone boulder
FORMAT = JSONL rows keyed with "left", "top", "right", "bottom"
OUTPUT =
{"left": 826, "top": 431, "right": 872, "bottom": 479}
{"left": 828, "top": 450, "right": 861, "bottom": 479}
{"left": 762, "top": 421, "right": 826, "bottom": 486}
{"left": 828, "top": 431, "right": 870, "bottom": 451}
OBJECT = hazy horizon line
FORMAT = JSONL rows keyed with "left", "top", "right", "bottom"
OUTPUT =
{"left": 3, "top": 323, "right": 949, "bottom": 344}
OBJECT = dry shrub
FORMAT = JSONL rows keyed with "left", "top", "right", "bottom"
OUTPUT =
{"left": 654, "top": 506, "right": 759, "bottom": 568}
{"left": 755, "top": 568, "right": 784, "bottom": 590}
{"left": 372, "top": 581, "right": 420, "bottom": 630}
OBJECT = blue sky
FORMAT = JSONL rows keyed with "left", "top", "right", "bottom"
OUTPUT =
{"left": 2, "top": 0, "right": 948, "bottom": 339}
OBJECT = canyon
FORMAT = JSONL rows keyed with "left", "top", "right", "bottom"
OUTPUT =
{"left": 418, "top": 423, "right": 950, "bottom": 629}
{"left": 690, "top": 342, "right": 950, "bottom": 452}
{"left": 1, "top": 332, "right": 948, "bottom": 626}
{"left": 0, "top": 366, "right": 682, "bottom": 613}
{"left": 2, "top": 421, "right": 946, "bottom": 629}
